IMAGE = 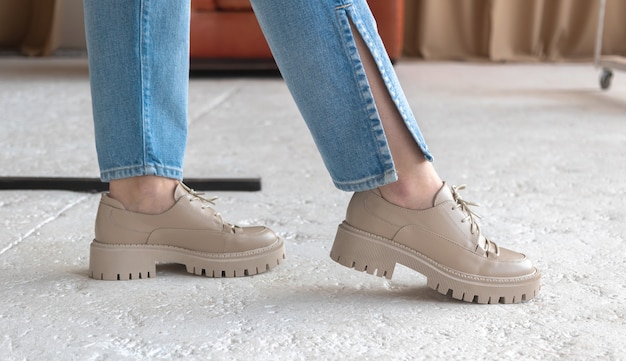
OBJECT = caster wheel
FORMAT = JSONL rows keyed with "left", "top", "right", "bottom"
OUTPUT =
{"left": 600, "top": 69, "right": 613, "bottom": 90}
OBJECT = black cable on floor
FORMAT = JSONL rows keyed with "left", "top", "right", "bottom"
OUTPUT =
{"left": 0, "top": 177, "right": 261, "bottom": 193}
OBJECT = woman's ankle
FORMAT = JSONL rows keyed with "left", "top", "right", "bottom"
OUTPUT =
{"left": 109, "top": 176, "right": 178, "bottom": 214}
{"left": 378, "top": 176, "right": 443, "bottom": 210}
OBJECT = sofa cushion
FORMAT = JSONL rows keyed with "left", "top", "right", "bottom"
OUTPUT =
{"left": 192, "top": 0, "right": 216, "bottom": 11}
{"left": 190, "top": 0, "right": 406, "bottom": 63}
{"left": 215, "top": 0, "right": 252, "bottom": 11}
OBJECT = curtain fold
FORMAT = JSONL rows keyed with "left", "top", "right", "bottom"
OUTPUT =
{"left": 0, "top": 0, "right": 60, "bottom": 56}
{"left": 404, "top": 0, "right": 626, "bottom": 61}
{"left": 404, "top": 0, "right": 492, "bottom": 60}
{"left": 20, "top": 0, "right": 61, "bottom": 56}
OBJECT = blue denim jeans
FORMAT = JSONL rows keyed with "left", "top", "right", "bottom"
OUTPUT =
{"left": 83, "top": 0, "right": 432, "bottom": 192}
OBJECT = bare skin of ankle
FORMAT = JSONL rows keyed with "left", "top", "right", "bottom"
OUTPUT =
{"left": 109, "top": 176, "right": 178, "bottom": 214}
{"left": 354, "top": 23, "right": 443, "bottom": 210}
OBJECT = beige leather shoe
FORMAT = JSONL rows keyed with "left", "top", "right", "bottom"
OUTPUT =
{"left": 330, "top": 183, "right": 540, "bottom": 304}
{"left": 90, "top": 182, "right": 285, "bottom": 280}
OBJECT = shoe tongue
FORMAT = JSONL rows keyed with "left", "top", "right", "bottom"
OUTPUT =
{"left": 433, "top": 182, "right": 453, "bottom": 206}
{"left": 174, "top": 182, "right": 189, "bottom": 200}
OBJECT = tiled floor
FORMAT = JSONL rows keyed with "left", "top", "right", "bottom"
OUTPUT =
{"left": 1, "top": 57, "right": 625, "bottom": 360}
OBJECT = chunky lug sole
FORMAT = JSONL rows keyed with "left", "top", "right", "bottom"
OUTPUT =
{"left": 330, "top": 222, "right": 540, "bottom": 304}
{"left": 89, "top": 239, "right": 285, "bottom": 281}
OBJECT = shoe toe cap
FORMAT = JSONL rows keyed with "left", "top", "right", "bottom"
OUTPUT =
{"left": 224, "top": 226, "right": 280, "bottom": 253}
{"left": 486, "top": 246, "right": 538, "bottom": 279}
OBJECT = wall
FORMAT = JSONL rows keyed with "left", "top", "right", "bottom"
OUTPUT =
{"left": 58, "top": 0, "right": 85, "bottom": 50}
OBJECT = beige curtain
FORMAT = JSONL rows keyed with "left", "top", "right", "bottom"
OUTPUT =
{"left": 404, "top": 0, "right": 626, "bottom": 61}
{"left": 0, "top": 0, "right": 60, "bottom": 56}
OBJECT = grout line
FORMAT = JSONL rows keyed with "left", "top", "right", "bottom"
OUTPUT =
{"left": 188, "top": 86, "right": 240, "bottom": 126}
{"left": 0, "top": 194, "right": 91, "bottom": 256}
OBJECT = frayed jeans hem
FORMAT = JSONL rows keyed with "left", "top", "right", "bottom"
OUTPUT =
{"left": 333, "top": 169, "right": 398, "bottom": 192}
{"left": 99, "top": 165, "right": 183, "bottom": 183}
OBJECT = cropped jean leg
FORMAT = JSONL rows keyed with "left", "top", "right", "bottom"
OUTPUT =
{"left": 83, "top": 0, "right": 190, "bottom": 182}
{"left": 251, "top": 0, "right": 433, "bottom": 192}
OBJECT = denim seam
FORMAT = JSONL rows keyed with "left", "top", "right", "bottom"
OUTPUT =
{"left": 100, "top": 165, "right": 183, "bottom": 182}
{"left": 349, "top": 13, "right": 395, "bottom": 173}
{"left": 333, "top": 169, "right": 398, "bottom": 192}
{"left": 333, "top": 168, "right": 395, "bottom": 186}
{"left": 346, "top": 5, "right": 433, "bottom": 163}
{"left": 139, "top": 0, "right": 149, "bottom": 171}
{"left": 336, "top": 7, "right": 395, "bottom": 180}
{"left": 335, "top": 3, "right": 352, "bottom": 10}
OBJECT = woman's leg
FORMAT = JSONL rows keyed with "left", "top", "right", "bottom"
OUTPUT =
{"left": 83, "top": 0, "right": 284, "bottom": 280}
{"left": 251, "top": 0, "right": 540, "bottom": 303}
{"left": 350, "top": 21, "right": 442, "bottom": 209}
{"left": 83, "top": 0, "right": 189, "bottom": 213}
{"left": 251, "top": 0, "right": 433, "bottom": 194}
{"left": 250, "top": 0, "right": 440, "bottom": 207}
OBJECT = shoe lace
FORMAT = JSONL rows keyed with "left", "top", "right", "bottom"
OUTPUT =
{"left": 450, "top": 184, "right": 500, "bottom": 256}
{"left": 184, "top": 185, "right": 219, "bottom": 209}
{"left": 180, "top": 183, "right": 239, "bottom": 233}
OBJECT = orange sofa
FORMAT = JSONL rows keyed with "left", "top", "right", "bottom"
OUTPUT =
{"left": 190, "top": 0, "right": 405, "bottom": 69}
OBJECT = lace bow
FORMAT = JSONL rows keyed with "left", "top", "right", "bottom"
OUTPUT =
{"left": 450, "top": 184, "right": 500, "bottom": 256}
{"left": 180, "top": 182, "right": 239, "bottom": 233}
